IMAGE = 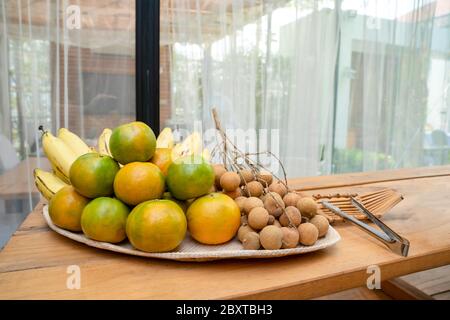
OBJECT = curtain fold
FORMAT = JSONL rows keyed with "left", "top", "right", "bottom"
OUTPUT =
{"left": 162, "top": 0, "right": 449, "bottom": 177}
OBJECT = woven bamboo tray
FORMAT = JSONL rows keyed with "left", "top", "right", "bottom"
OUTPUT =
{"left": 42, "top": 205, "right": 340, "bottom": 262}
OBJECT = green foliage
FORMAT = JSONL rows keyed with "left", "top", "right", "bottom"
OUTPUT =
{"left": 332, "top": 148, "right": 396, "bottom": 174}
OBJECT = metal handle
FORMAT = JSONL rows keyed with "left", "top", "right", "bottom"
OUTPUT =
{"left": 321, "top": 200, "right": 410, "bottom": 257}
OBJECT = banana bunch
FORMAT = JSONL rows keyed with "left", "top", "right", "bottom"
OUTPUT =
{"left": 34, "top": 168, "right": 69, "bottom": 200}
{"left": 97, "top": 128, "right": 113, "bottom": 157}
{"left": 170, "top": 131, "right": 210, "bottom": 161}
{"left": 41, "top": 127, "right": 92, "bottom": 180}
{"left": 156, "top": 127, "right": 174, "bottom": 149}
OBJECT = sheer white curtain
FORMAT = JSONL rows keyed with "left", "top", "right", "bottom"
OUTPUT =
{"left": 0, "top": 0, "right": 136, "bottom": 247}
{"left": 334, "top": 0, "right": 449, "bottom": 172}
{"left": 162, "top": 0, "right": 338, "bottom": 178}
{"left": 162, "top": 0, "right": 450, "bottom": 177}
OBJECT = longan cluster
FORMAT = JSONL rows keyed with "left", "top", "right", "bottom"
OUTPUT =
{"left": 213, "top": 164, "right": 330, "bottom": 250}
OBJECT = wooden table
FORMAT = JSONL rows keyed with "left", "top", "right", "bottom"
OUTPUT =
{"left": 0, "top": 157, "right": 50, "bottom": 200}
{"left": 0, "top": 166, "right": 449, "bottom": 299}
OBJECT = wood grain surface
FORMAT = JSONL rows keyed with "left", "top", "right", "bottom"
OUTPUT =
{"left": 0, "top": 166, "right": 449, "bottom": 299}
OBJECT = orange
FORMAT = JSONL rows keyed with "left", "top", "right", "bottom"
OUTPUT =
{"left": 81, "top": 197, "right": 130, "bottom": 243}
{"left": 48, "top": 186, "right": 90, "bottom": 232}
{"left": 126, "top": 199, "right": 187, "bottom": 252}
{"left": 70, "top": 153, "right": 119, "bottom": 198}
{"left": 109, "top": 121, "right": 156, "bottom": 165}
{"left": 186, "top": 192, "right": 240, "bottom": 245}
{"left": 113, "top": 162, "right": 165, "bottom": 206}
{"left": 166, "top": 155, "right": 214, "bottom": 200}
{"left": 150, "top": 148, "right": 172, "bottom": 176}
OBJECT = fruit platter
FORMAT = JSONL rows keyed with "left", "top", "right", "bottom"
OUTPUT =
{"left": 34, "top": 116, "right": 341, "bottom": 261}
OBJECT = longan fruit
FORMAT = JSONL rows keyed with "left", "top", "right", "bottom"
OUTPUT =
{"left": 220, "top": 171, "right": 241, "bottom": 192}
{"left": 264, "top": 192, "right": 285, "bottom": 218}
{"left": 257, "top": 170, "right": 273, "bottom": 187}
{"left": 259, "top": 225, "right": 283, "bottom": 250}
{"left": 296, "top": 197, "right": 317, "bottom": 219}
{"left": 240, "top": 215, "right": 248, "bottom": 225}
{"left": 243, "top": 197, "right": 264, "bottom": 215}
{"left": 213, "top": 164, "right": 227, "bottom": 188}
{"left": 237, "top": 224, "right": 254, "bottom": 242}
{"left": 272, "top": 219, "right": 282, "bottom": 228}
{"left": 234, "top": 196, "right": 247, "bottom": 212}
{"left": 281, "top": 227, "right": 299, "bottom": 249}
{"left": 268, "top": 215, "right": 275, "bottom": 225}
{"left": 297, "top": 223, "right": 319, "bottom": 246}
{"left": 283, "top": 192, "right": 301, "bottom": 207}
{"left": 239, "top": 169, "right": 255, "bottom": 185}
{"left": 224, "top": 188, "right": 241, "bottom": 199}
{"left": 279, "top": 206, "right": 302, "bottom": 227}
{"left": 242, "top": 231, "right": 260, "bottom": 250}
{"left": 248, "top": 207, "right": 269, "bottom": 230}
{"left": 243, "top": 181, "right": 264, "bottom": 197}
{"left": 310, "top": 215, "right": 329, "bottom": 237}
{"left": 268, "top": 181, "right": 288, "bottom": 197}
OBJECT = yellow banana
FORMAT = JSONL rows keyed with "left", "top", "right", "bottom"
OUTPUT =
{"left": 202, "top": 148, "right": 211, "bottom": 161}
{"left": 50, "top": 162, "right": 71, "bottom": 184}
{"left": 97, "top": 128, "right": 113, "bottom": 156}
{"left": 41, "top": 129, "right": 77, "bottom": 179}
{"left": 58, "top": 128, "right": 91, "bottom": 158}
{"left": 34, "top": 168, "right": 69, "bottom": 200}
{"left": 156, "top": 127, "right": 174, "bottom": 149}
{"left": 172, "top": 132, "right": 203, "bottom": 160}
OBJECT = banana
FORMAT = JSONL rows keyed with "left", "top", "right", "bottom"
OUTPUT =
{"left": 202, "top": 148, "right": 211, "bottom": 161}
{"left": 156, "top": 127, "right": 174, "bottom": 149}
{"left": 34, "top": 168, "right": 69, "bottom": 200}
{"left": 172, "top": 132, "right": 203, "bottom": 160}
{"left": 97, "top": 128, "right": 113, "bottom": 157}
{"left": 41, "top": 129, "right": 77, "bottom": 179}
{"left": 51, "top": 162, "right": 71, "bottom": 184}
{"left": 58, "top": 128, "right": 91, "bottom": 157}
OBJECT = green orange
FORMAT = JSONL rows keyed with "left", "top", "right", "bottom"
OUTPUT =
{"left": 109, "top": 121, "right": 156, "bottom": 165}
{"left": 166, "top": 155, "right": 214, "bottom": 200}
{"left": 150, "top": 148, "right": 172, "bottom": 176}
{"left": 186, "top": 193, "right": 240, "bottom": 245}
{"left": 81, "top": 197, "right": 130, "bottom": 243}
{"left": 48, "top": 186, "right": 90, "bottom": 232}
{"left": 126, "top": 199, "right": 187, "bottom": 252}
{"left": 70, "top": 153, "right": 119, "bottom": 198}
{"left": 113, "top": 162, "right": 165, "bottom": 206}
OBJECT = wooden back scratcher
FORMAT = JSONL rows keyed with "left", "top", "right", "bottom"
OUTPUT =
{"left": 311, "top": 188, "right": 403, "bottom": 223}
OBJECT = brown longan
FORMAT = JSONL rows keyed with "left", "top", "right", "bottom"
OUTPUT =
{"left": 281, "top": 227, "right": 299, "bottom": 249}
{"left": 310, "top": 215, "right": 329, "bottom": 237}
{"left": 267, "top": 215, "right": 275, "bottom": 225}
{"left": 234, "top": 196, "right": 247, "bottom": 212}
{"left": 264, "top": 192, "right": 285, "bottom": 218}
{"left": 297, "top": 223, "right": 319, "bottom": 246}
{"left": 259, "top": 225, "right": 283, "bottom": 250}
{"left": 243, "top": 181, "right": 264, "bottom": 197}
{"left": 213, "top": 164, "right": 227, "bottom": 188}
{"left": 268, "top": 181, "right": 288, "bottom": 197}
{"left": 257, "top": 170, "right": 273, "bottom": 187}
{"left": 237, "top": 224, "right": 254, "bottom": 242}
{"left": 239, "top": 169, "right": 255, "bottom": 185}
{"left": 242, "top": 232, "right": 260, "bottom": 250}
{"left": 248, "top": 207, "right": 270, "bottom": 230}
{"left": 272, "top": 219, "right": 282, "bottom": 228}
{"left": 240, "top": 215, "right": 248, "bottom": 225}
{"left": 296, "top": 197, "right": 317, "bottom": 219}
{"left": 279, "top": 206, "right": 302, "bottom": 227}
{"left": 220, "top": 171, "right": 241, "bottom": 191}
{"left": 283, "top": 192, "right": 301, "bottom": 207}
{"left": 224, "top": 188, "right": 241, "bottom": 199}
{"left": 243, "top": 197, "right": 264, "bottom": 215}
